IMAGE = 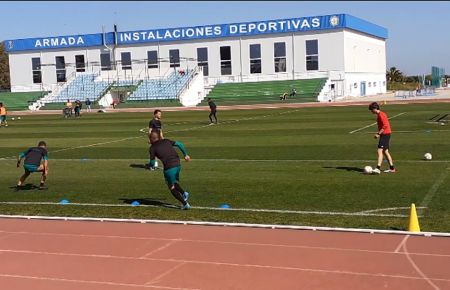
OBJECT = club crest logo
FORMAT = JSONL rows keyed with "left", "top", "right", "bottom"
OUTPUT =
{"left": 330, "top": 16, "right": 339, "bottom": 27}
{"left": 8, "top": 40, "right": 13, "bottom": 49}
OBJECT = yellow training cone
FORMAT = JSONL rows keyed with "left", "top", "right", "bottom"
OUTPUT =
{"left": 408, "top": 203, "right": 421, "bottom": 232}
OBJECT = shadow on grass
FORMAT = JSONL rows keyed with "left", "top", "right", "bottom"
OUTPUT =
{"left": 119, "top": 197, "right": 178, "bottom": 209}
{"left": 10, "top": 184, "right": 42, "bottom": 191}
{"left": 323, "top": 166, "right": 365, "bottom": 173}
{"left": 129, "top": 164, "right": 149, "bottom": 170}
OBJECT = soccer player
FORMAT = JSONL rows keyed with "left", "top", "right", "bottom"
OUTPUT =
{"left": 85, "top": 98, "right": 92, "bottom": 112}
{"left": 148, "top": 109, "right": 164, "bottom": 143}
{"left": 369, "top": 102, "right": 395, "bottom": 174}
{"left": 16, "top": 141, "right": 49, "bottom": 190}
{"left": 148, "top": 131, "right": 191, "bottom": 210}
{"left": 207, "top": 98, "right": 217, "bottom": 124}
{"left": 0, "top": 102, "right": 8, "bottom": 127}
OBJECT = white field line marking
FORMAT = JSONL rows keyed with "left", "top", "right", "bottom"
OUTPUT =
{"left": 1, "top": 214, "right": 450, "bottom": 237}
{"left": 1, "top": 231, "right": 449, "bottom": 258}
{"left": 394, "top": 235, "right": 410, "bottom": 253}
{"left": 140, "top": 239, "right": 180, "bottom": 259}
{"left": 420, "top": 170, "right": 449, "bottom": 210}
{"left": 349, "top": 112, "right": 407, "bottom": 134}
{"left": 358, "top": 207, "right": 427, "bottom": 214}
{"left": 1, "top": 249, "right": 449, "bottom": 283}
{"left": 362, "top": 129, "right": 450, "bottom": 134}
{"left": 146, "top": 262, "right": 186, "bottom": 285}
{"left": 402, "top": 242, "right": 441, "bottom": 290}
{"left": 0, "top": 274, "right": 198, "bottom": 290}
{"left": 0, "top": 202, "right": 411, "bottom": 217}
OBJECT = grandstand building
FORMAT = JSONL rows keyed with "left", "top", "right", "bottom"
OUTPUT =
{"left": 6, "top": 14, "right": 388, "bottom": 106}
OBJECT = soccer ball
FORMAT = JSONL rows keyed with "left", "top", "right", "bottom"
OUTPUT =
{"left": 18, "top": 117, "right": 21, "bottom": 120}
{"left": 11, "top": 117, "right": 15, "bottom": 121}
{"left": 364, "top": 166, "right": 373, "bottom": 174}
{"left": 154, "top": 160, "right": 158, "bottom": 167}
{"left": 424, "top": 153, "right": 432, "bottom": 160}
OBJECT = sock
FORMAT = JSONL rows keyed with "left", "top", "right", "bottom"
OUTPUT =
{"left": 174, "top": 183, "right": 185, "bottom": 194}
{"left": 390, "top": 165, "right": 395, "bottom": 170}
{"left": 170, "top": 187, "right": 186, "bottom": 205}
{"left": 376, "top": 165, "right": 381, "bottom": 169}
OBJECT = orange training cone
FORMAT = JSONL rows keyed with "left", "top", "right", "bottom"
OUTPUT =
{"left": 408, "top": 203, "right": 421, "bottom": 232}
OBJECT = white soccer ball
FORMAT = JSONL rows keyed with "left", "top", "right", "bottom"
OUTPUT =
{"left": 364, "top": 166, "right": 373, "bottom": 174}
{"left": 424, "top": 153, "right": 432, "bottom": 160}
{"left": 154, "top": 160, "right": 158, "bottom": 167}
{"left": 18, "top": 117, "right": 21, "bottom": 120}
{"left": 11, "top": 117, "right": 15, "bottom": 121}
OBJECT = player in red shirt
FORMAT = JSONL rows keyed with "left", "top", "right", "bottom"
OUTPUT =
{"left": 369, "top": 102, "right": 395, "bottom": 174}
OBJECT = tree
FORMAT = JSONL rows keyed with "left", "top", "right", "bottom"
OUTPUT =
{"left": 386, "top": 67, "right": 404, "bottom": 82}
{"left": 0, "top": 41, "right": 11, "bottom": 90}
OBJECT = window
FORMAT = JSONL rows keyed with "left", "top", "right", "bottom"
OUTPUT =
{"left": 121, "top": 52, "right": 132, "bottom": 70}
{"left": 383, "top": 81, "right": 386, "bottom": 86}
{"left": 197, "top": 47, "right": 208, "bottom": 76}
{"left": 100, "top": 53, "right": 112, "bottom": 71}
{"left": 220, "top": 46, "right": 232, "bottom": 75}
{"left": 374, "top": 82, "right": 377, "bottom": 87}
{"left": 249, "top": 44, "right": 261, "bottom": 74}
{"left": 32, "top": 57, "right": 42, "bottom": 84}
{"left": 305, "top": 40, "right": 319, "bottom": 71}
{"left": 274, "top": 42, "right": 286, "bottom": 73}
{"left": 368, "top": 82, "right": 372, "bottom": 87}
{"left": 55, "top": 56, "right": 66, "bottom": 82}
{"left": 169, "top": 49, "right": 180, "bottom": 68}
{"left": 147, "top": 51, "right": 158, "bottom": 69}
{"left": 75, "top": 55, "right": 85, "bottom": 72}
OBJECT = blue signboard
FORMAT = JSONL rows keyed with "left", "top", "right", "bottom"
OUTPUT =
{"left": 5, "top": 14, "right": 387, "bottom": 52}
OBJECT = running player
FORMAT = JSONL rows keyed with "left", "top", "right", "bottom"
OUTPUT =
{"left": 0, "top": 102, "right": 8, "bottom": 127}
{"left": 369, "top": 102, "right": 395, "bottom": 174}
{"left": 207, "top": 98, "right": 217, "bottom": 124}
{"left": 148, "top": 109, "right": 163, "bottom": 143}
{"left": 16, "top": 141, "right": 49, "bottom": 190}
{"left": 148, "top": 131, "right": 191, "bottom": 209}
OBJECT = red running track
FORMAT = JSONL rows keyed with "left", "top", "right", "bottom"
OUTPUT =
{"left": 0, "top": 218, "right": 449, "bottom": 290}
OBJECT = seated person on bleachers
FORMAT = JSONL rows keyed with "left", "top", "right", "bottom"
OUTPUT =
{"left": 280, "top": 92, "right": 288, "bottom": 100}
{"left": 289, "top": 88, "right": 297, "bottom": 97}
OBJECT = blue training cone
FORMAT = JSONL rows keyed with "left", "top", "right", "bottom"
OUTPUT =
{"left": 131, "top": 201, "right": 140, "bottom": 206}
{"left": 59, "top": 199, "right": 69, "bottom": 205}
{"left": 219, "top": 203, "right": 231, "bottom": 209}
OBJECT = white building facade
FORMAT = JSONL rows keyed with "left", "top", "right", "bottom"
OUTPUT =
{"left": 6, "top": 14, "right": 388, "bottom": 100}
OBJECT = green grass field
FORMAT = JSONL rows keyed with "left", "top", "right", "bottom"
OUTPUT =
{"left": 1, "top": 103, "right": 449, "bottom": 232}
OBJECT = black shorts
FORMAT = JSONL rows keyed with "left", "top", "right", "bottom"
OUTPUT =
{"left": 378, "top": 134, "right": 391, "bottom": 149}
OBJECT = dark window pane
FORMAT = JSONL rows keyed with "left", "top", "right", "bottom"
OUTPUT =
{"left": 147, "top": 51, "right": 158, "bottom": 68}
{"left": 250, "top": 59, "right": 261, "bottom": 74}
{"left": 32, "top": 58, "right": 41, "bottom": 70}
{"left": 274, "top": 42, "right": 286, "bottom": 57}
{"left": 33, "top": 71, "right": 42, "bottom": 84}
{"left": 306, "top": 40, "right": 318, "bottom": 55}
{"left": 56, "top": 70, "right": 66, "bottom": 82}
{"left": 169, "top": 49, "right": 180, "bottom": 68}
{"left": 75, "top": 55, "right": 85, "bottom": 72}
{"left": 121, "top": 52, "right": 132, "bottom": 70}
{"left": 275, "top": 58, "right": 286, "bottom": 72}
{"left": 306, "top": 55, "right": 319, "bottom": 71}
{"left": 221, "top": 61, "right": 232, "bottom": 75}
{"left": 249, "top": 44, "right": 261, "bottom": 59}
{"left": 55, "top": 56, "right": 65, "bottom": 69}
{"left": 100, "top": 53, "right": 111, "bottom": 71}
{"left": 220, "top": 46, "right": 231, "bottom": 61}
{"left": 197, "top": 47, "right": 208, "bottom": 62}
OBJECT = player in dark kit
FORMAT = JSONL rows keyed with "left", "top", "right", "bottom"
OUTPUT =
{"left": 148, "top": 132, "right": 191, "bottom": 210}
{"left": 208, "top": 98, "right": 217, "bottom": 124}
{"left": 368, "top": 102, "right": 395, "bottom": 174}
{"left": 16, "top": 141, "right": 49, "bottom": 190}
{"left": 148, "top": 109, "right": 163, "bottom": 143}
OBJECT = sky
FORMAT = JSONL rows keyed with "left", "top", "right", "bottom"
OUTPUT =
{"left": 0, "top": 1, "right": 449, "bottom": 75}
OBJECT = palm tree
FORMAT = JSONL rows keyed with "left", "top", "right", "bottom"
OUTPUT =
{"left": 386, "top": 67, "right": 404, "bottom": 82}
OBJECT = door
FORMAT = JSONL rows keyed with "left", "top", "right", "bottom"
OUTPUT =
{"left": 360, "top": 82, "right": 366, "bottom": 96}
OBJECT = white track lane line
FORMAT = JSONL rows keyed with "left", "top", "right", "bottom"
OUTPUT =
{"left": 349, "top": 112, "right": 406, "bottom": 134}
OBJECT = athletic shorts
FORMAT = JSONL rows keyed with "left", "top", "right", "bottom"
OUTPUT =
{"left": 24, "top": 164, "right": 40, "bottom": 173}
{"left": 378, "top": 134, "right": 391, "bottom": 149}
{"left": 164, "top": 166, "right": 181, "bottom": 186}
{"left": 0, "top": 115, "right": 6, "bottom": 122}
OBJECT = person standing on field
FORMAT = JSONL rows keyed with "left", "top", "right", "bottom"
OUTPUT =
{"left": 207, "top": 98, "right": 217, "bottom": 124}
{"left": 368, "top": 102, "right": 395, "bottom": 174}
{"left": 148, "top": 109, "right": 164, "bottom": 143}
{"left": 0, "top": 102, "right": 8, "bottom": 127}
{"left": 85, "top": 98, "right": 92, "bottom": 112}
